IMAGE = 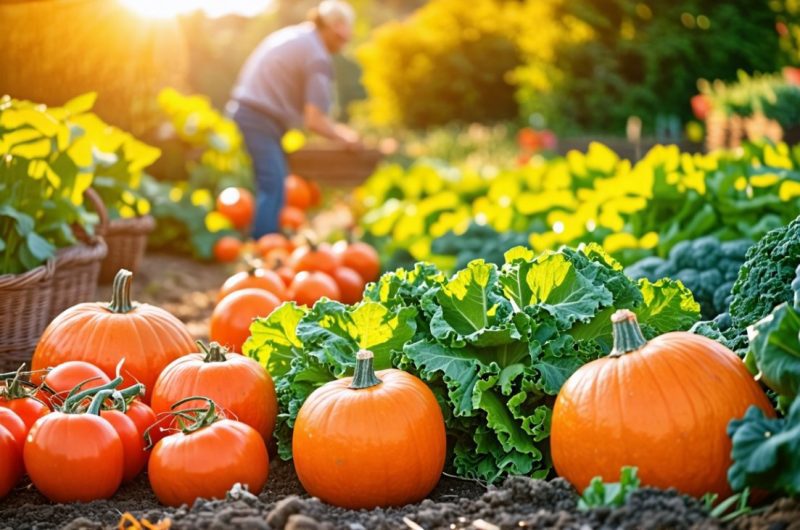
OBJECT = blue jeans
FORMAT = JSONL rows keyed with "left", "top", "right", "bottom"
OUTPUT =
{"left": 230, "top": 103, "right": 287, "bottom": 237}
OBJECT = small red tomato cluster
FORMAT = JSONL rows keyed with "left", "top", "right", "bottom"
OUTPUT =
{"left": 212, "top": 174, "right": 322, "bottom": 263}
{"left": 209, "top": 234, "right": 381, "bottom": 354}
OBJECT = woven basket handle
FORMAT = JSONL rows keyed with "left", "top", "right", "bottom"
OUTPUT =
{"left": 84, "top": 187, "right": 109, "bottom": 238}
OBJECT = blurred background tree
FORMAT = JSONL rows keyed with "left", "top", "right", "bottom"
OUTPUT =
{"left": 1, "top": 0, "right": 798, "bottom": 143}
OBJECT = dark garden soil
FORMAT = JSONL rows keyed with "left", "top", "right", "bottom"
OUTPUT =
{"left": 2, "top": 459, "right": 799, "bottom": 530}
{"left": 5, "top": 253, "right": 795, "bottom": 530}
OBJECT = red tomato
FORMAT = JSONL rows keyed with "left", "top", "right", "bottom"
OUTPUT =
{"left": 0, "top": 397, "right": 50, "bottom": 434}
{"left": 275, "top": 266, "right": 295, "bottom": 287}
{"left": 100, "top": 410, "right": 147, "bottom": 483}
{"left": 213, "top": 236, "right": 243, "bottom": 263}
{"left": 332, "top": 241, "right": 381, "bottom": 283}
{"left": 148, "top": 419, "right": 269, "bottom": 507}
{"left": 125, "top": 400, "right": 158, "bottom": 441}
{"left": 43, "top": 361, "right": 111, "bottom": 407}
{"left": 256, "top": 233, "right": 292, "bottom": 257}
{"left": 24, "top": 413, "right": 124, "bottom": 502}
{"left": 289, "top": 271, "right": 341, "bottom": 306}
{"left": 332, "top": 267, "right": 366, "bottom": 305}
{"left": 279, "top": 207, "right": 306, "bottom": 231}
{"left": 307, "top": 180, "right": 322, "bottom": 208}
{"left": 285, "top": 174, "right": 312, "bottom": 210}
{"left": 0, "top": 426, "right": 22, "bottom": 498}
{"left": 216, "top": 187, "right": 254, "bottom": 230}
{"left": 217, "top": 268, "right": 287, "bottom": 303}
{"left": 290, "top": 244, "right": 339, "bottom": 275}
{"left": 210, "top": 288, "right": 282, "bottom": 353}
{"left": 0, "top": 408, "right": 26, "bottom": 452}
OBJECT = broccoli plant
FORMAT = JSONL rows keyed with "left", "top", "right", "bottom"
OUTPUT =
{"left": 626, "top": 236, "right": 751, "bottom": 320}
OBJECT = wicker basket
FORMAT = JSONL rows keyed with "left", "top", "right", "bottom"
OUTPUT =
{"left": 287, "top": 146, "right": 383, "bottom": 187}
{"left": 0, "top": 260, "right": 55, "bottom": 373}
{"left": 49, "top": 189, "right": 109, "bottom": 320}
{"left": 98, "top": 214, "right": 155, "bottom": 284}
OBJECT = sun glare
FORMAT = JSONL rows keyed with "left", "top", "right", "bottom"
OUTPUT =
{"left": 117, "top": 0, "right": 273, "bottom": 19}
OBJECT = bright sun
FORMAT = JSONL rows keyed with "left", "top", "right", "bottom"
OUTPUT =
{"left": 117, "top": 0, "right": 273, "bottom": 19}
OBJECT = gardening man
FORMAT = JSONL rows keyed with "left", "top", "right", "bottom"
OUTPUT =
{"left": 228, "top": 0, "right": 362, "bottom": 237}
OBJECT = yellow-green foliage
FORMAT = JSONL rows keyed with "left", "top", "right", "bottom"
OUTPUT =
{"left": 356, "top": 0, "right": 521, "bottom": 127}
{"left": 357, "top": 142, "right": 800, "bottom": 270}
{"left": 157, "top": 88, "right": 252, "bottom": 191}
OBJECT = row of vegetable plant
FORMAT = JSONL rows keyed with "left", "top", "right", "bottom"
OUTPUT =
{"left": 356, "top": 141, "right": 800, "bottom": 275}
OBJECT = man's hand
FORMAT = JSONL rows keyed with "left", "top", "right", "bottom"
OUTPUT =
{"left": 304, "top": 103, "right": 364, "bottom": 150}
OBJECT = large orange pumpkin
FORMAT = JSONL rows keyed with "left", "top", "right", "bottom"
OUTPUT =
{"left": 32, "top": 270, "right": 195, "bottom": 404}
{"left": 293, "top": 349, "right": 446, "bottom": 509}
{"left": 151, "top": 342, "right": 277, "bottom": 441}
{"left": 550, "top": 309, "right": 775, "bottom": 498}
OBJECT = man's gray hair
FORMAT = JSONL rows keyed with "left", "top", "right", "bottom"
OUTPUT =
{"left": 318, "top": 0, "right": 355, "bottom": 28}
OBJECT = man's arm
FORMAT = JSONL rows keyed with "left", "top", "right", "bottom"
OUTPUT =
{"left": 304, "top": 103, "right": 362, "bottom": 149}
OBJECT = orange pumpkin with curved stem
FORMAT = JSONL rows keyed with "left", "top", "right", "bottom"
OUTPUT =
{"left": 151, "top": 342, "right": 277, "bottom": 441}
{"left": 31, "top": 270, "right": 195, "bottom": 404}
{"left": 293, "top": 349, "right": 446, "bottom": 509}
{"left": 551, "top": 309, "right": 775, "bottom": 498}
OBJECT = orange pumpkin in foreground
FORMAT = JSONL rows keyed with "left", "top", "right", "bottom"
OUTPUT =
{"left": 551, "top": 309, "right": 775, "bottom": 498}
{"left": 32, "top": 270, "right": 195, "bottom": 403}
{"left": 293, "top": 349, "right": 446, "bottom": 509}
{"left": 151, "top": 342, "right": 277, "bottom": 441}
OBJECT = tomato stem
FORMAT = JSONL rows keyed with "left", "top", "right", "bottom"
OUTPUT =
{"left": 196, "top": 341, "right": 228, "bottom": 363}
{"left": 609, "top": 309, "right": 648, "bottom": 357}
{"left": 349, "top": 349, "right": 382, "bottom": 389}
{"left": 108, "top": 269, "right": 135, "bottom": 313}
{"left": 63, "top": 374, "right": 124, "bottom": 412}
{"left": 87, "top": 389, "right": 115, "bottom": 415}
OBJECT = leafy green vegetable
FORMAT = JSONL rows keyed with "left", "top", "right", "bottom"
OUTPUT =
{"left": 726, "top": 215, "right": 800, "bottom": 352}
{"left": 626, "top": 236, "right": 751, "bottom": 319}
{"left": 727, "top": 395, "right": 800, "bottom": 496}
{"left": 578, "top": 467, "right": 640, "bottom": 510}
{"left": 245, "top": 244, "right": 700, "bottom": 481}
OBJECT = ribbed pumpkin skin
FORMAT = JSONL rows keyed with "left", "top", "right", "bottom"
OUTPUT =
{"left": 293, "top": 369, "right": 446, "bottom": 509}
{"left": 551, "top": 331, "right": 775, "bottom": 498}
{"left": 32, "top": 303, "right": 194, "bottom": 403}
{"left": 151, "top": 353, "right": 277, "bottom": 441}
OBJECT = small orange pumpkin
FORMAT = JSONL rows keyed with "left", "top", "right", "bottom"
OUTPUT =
{"left": 32, "top": 270, "right": 195, "bottom": 404}
{"left": 551, "top": 309, "right": 775, "bottom": 498}
{"left": 151, "top": 342, "right": 278, "bottom": 441}
{"left": 293, "top": 349, "right": 446, "bottom": 509}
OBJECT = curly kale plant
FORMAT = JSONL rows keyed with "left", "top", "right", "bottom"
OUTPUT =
{"left": 626, "top": 236, "right": 751, "bottom": 320}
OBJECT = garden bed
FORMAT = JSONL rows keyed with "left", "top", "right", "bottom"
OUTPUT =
{"left": 1, "top": 459, "right": 799, "bottom": 529}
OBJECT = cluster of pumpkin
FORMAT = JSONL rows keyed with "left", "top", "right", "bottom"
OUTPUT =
{"left": 213, "top": 174, "right": 323, "bottom": 262}
{"left": 0, "top": 268, "right": 444, "bottom": 510}
{"left": 208, "top": 234, "right": 380, "bottom": 354}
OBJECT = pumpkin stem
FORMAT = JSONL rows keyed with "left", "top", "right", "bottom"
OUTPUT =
{"left": 349, "top": 349, "right": 382, "bottom": 389}
{"left": 108, "top": 269, "right": 136, "bottom": 313}
{"left": 197, "top": 340, "right": 228, "bottom": 363}
{"left": 610, "top": 309, "right": 648, "bottom": 357}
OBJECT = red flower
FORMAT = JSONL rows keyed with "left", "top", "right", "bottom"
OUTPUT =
{"left": 690, "top": 94, "right": 711, "bottom": 121}
{"left": 784, "top": 66, "right": 800, "bottom": 86}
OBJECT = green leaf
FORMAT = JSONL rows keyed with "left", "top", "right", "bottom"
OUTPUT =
{"left": 578, "top": 466, "right": 640, "bottom": 510}
{"left": 244, "top": 302, "right": 307, "bottom": 376}
{"left": 533, "top": 353, "right": 584, "bottom": 395}
{"left": 63, "top": 92, "right": 98, "bottom": 116}
{"left": 727, "top": 397, "right": 800, "bottom": 495}
{"left": 634, "top": 278, "right": 700, "bottom": 334}
{"left": 525, "top": 252, "right": 612, "bottom": 328}
{"left": 427, "top": 260, "right": 519, "bottom": 347}
{"left": 297, "top": 300, "right": 417, "bottom": 373}
{"left": 403, "top": 339, "right": 482, "bottom": 415}
{"left": 748, "top": 303, "right": 800, "bottom": 402}
{"left": 25, "top": 232, "right": 55, "bottom": 262}
{"left": 0, "top": 205, "right": 34, "bottom": 236}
